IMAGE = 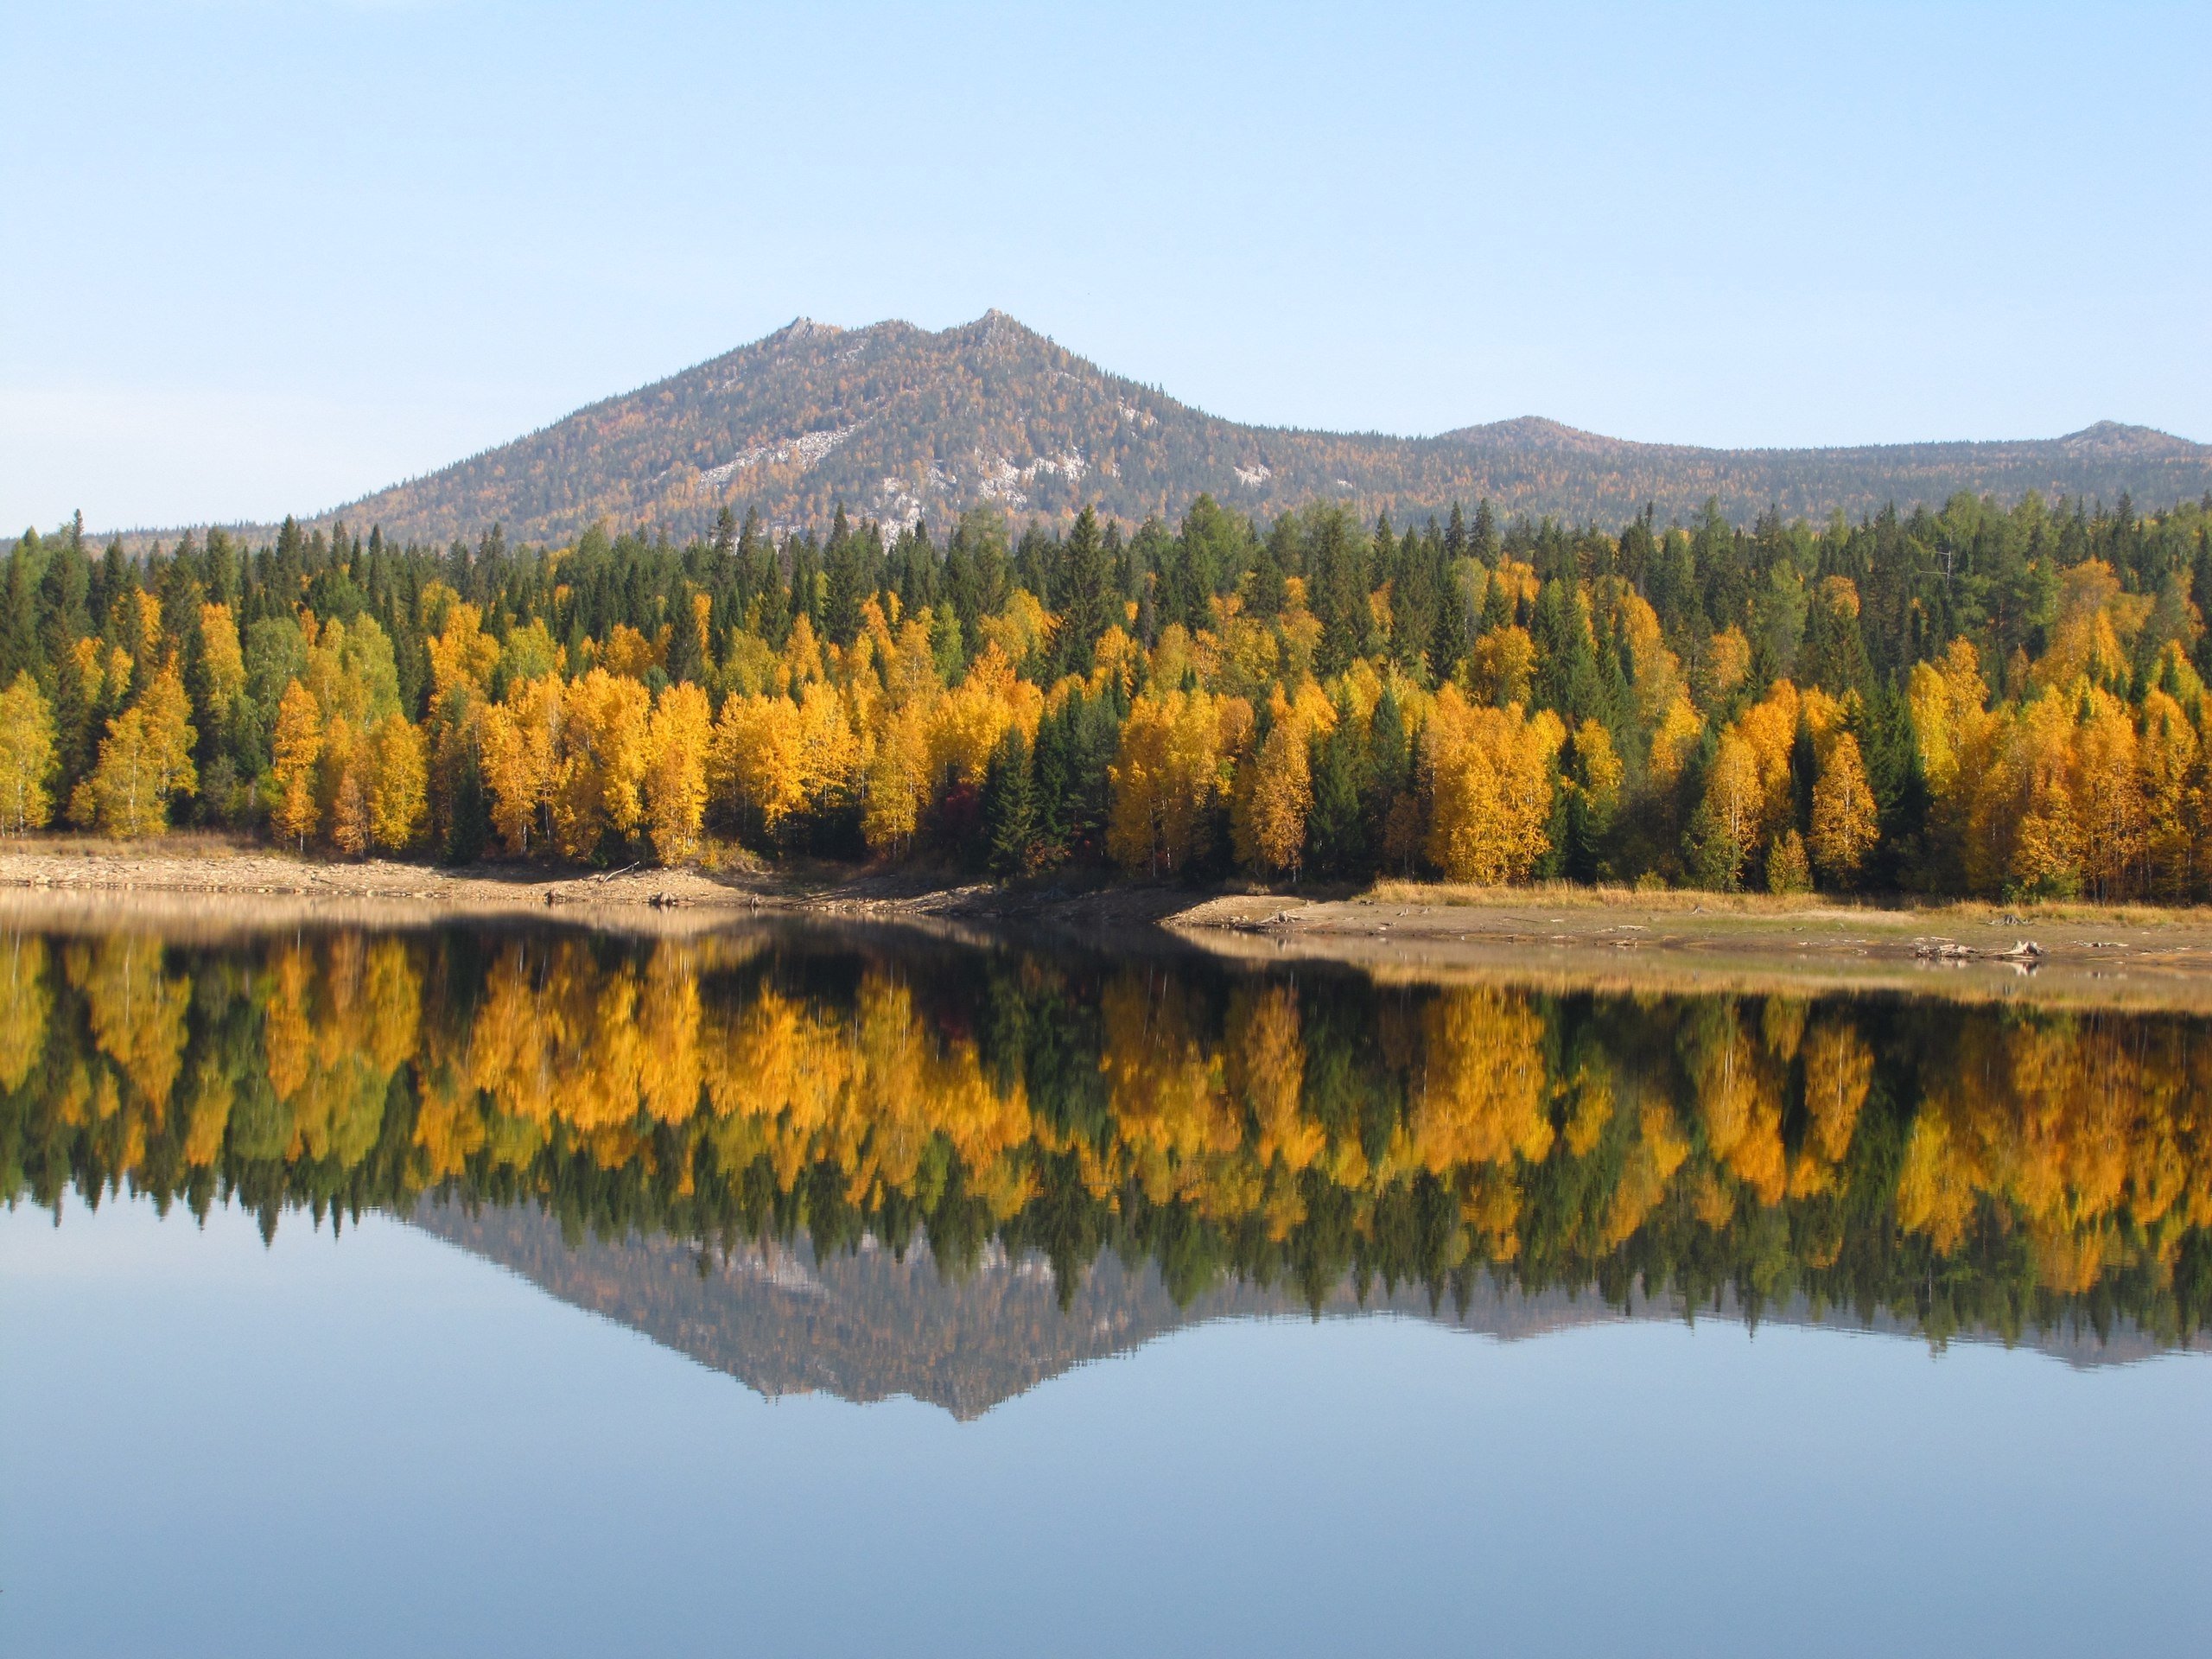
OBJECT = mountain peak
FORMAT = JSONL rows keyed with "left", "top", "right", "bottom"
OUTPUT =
{"left": 2057, "top": 420, "right": 2196, "bottom": 459}
{"left": 1440, "top": 415, "right": 1620, "bottom": 452}
{"left": 306, "top": 318, "right": 2212, "bottom": 548}
{"left": 768, "top": 316, "right": 844, "bottom": 345}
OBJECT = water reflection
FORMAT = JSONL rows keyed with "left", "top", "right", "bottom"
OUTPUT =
{"left": 6, "top": 919, "right": 2210, "bottom": 1378}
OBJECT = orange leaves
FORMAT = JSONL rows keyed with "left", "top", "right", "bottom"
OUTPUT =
{"left": 0, "top": 674, "right": 57, "bottom": 836}
{"left": 2037, "top": 560, "right": 2149, "bottom": 692}
{"left": 426, "top": 596, "right": 500, "bottom": 714}
{"left": 2071, "top": 687, "right": 2145, "bottom": 902}
{"left": 1808, "top": 730, "right": 1878, "bottom": 886}
{"left": 1700, "top": 732, "right": 1764, "bottom": 888}
{"left": 479, "top": 674, "right": 562, "bottom": 855}
{"left": 1695, "top": 677, "right": 1869, "bottom": 891}
{"left": 1413, "top": 989, "right": 1553, "bottom": 1172}
{"left": 197, "top": 603, "right": 245, "bottom": 723}
{"left": 69, "top": 665, "right": 197, "bottom": 839}
{"left": 1105, "top": 689, "right": 1248, "bottom": 874}
{"left": 1962, "top": 685, "right": 2133, "bottom": 899}
{"left": 476, "top": 665, "right": 665, "bottom": 861}
{"left": 2139, "top": 690, "right": 2201, "bottom": 900}
{"left": 641, "top": 682, "right": 711, "bottom": 864}
{"left": 1645, "top": 694, "right": 1703, "bottom": 795}
{"left": 861, "top": 701, "right": 931, "bottom": 855}
{"left": 1099, "top": 975, "right": 1240, "bottom": 1198}
{"left": 367, "top": 715, "right": 429, "bottom": 853}
{"left": 550, "top": 669, "right": 652, "bottom": 859}
{"left": 463, "top": 940, "right": 676, "bottom": 1136}
{"left": 1700, "top": 625, "right": 1752, "bottom": 708}
{"left": 71, "top": 934, "right": 190, "bottom": 1116}
{"left": 929, "top": 643, "right": 1039, "bottom": 790}
{"left": 1229, "top": 685, "right": 1331, "bottom": 879}
{"left": 711, "top": 692, "right": 806, "bottom": 838}
{"left": 0, "top": 935, "right": 50, "bottom": 1093}
{"left": 1421, "top": 685, "right": 1563, "bottom": 884}
{"left": 1569, "top": 717, "right": 1624, "bottom": 812}
{"left": 598, "top": 622, "right": 663, "bottom": 680}
{"left": 1466, "top": 624, "right": 1535, "bottom": 708}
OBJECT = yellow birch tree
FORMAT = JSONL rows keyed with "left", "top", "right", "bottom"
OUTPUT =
{"left": 0, "top": 673, "right": 58, "bottom": 835}
{"left": 642, "top": 681, "right": 711, "bottom": 864}
{"left": 268, "top": 679, "right": 323, "bottom": 850}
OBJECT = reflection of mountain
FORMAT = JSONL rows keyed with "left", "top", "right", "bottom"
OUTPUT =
{"left": 412, "top": 1203, "right": 2186, "bottom": 1418}
{"left": 411, "top": 1200, "right": 1609, "bottom": 1418}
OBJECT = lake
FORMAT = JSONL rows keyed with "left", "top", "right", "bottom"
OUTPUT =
{"left": 2, "top": 916, "right": 2207, "bottom": 1656}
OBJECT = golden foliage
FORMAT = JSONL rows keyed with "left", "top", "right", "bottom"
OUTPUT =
{"left": 368, "top": 714, "right": 429, "bottom": 853}
{"left": 71, "top": 667, "right": 198, "bottom": 839}
{"left": 1467, "top": 625, "right": 1535, "bottom": 708}
{"left": 551, "top": 669, "right": 651, "bottom": 859}
{"left": 480, "top": 673, "right": 563, "bottom": 855}
{"left": 642, "top": 682, "right": 711, "bottom": 864}
{"left": 268, "top": 679, "right": 323, "bottom": 850}
{"left": 1423, "top": 686, "right": 1563, "bottom": 884}
{"left": 1808, "top": 730, "right": 1878, "bottom": 885}
{"left": 198, "top": 603, "right": 246, "bottom": 722}
{"left": 1106, "top": 690, "right": 1247, "bottom": 874}
{"left": 0, "top": 673, "right": 57, "bottom": 835}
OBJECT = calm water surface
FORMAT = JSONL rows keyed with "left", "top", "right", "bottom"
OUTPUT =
{"left": 2, "top": 918, "right": 2207, "bottom": 1657}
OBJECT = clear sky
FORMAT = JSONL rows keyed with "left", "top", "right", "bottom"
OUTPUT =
{"left": 6, "top": 1, "right": 2207, "bottom": 533}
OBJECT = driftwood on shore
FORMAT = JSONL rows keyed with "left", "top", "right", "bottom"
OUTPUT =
{"left": 1913, "top": 938, "right": 2044, "bottom": 963}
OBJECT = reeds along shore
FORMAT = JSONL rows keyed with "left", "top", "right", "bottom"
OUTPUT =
{"left": 3, "top": 489, "right": 2209, "bottom": 901}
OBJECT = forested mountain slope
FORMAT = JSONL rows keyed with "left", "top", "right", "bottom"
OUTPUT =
{"left": 318, "top": 313, "right": 2212, "bottom": 545}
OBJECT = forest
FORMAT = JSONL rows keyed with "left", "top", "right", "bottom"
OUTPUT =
{"left": 6, "top": 926, "right": 2208, "bottom": 1349}
{"left": 3, "top": 480, "right": 2210, "bottom": 899}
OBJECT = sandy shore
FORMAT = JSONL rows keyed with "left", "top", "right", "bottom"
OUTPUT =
{"left": 4, "top": 838, "right": 2212, "bottom": 1008}
{"left": 1164, "top": 886, "right": 2212, "bottom": 1011}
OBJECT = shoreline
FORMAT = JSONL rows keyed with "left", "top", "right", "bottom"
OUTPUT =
{"left": 6, "top": 840, "right": 2212, "bottom": 1009}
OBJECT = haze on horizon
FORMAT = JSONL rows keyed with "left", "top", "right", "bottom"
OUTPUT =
{"left": 6, "top": 0, "right": 2207, "bottom": 533}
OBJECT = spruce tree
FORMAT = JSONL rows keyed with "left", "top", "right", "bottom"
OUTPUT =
{"left": 1306, "top": 697, "right": 1370, "bottom": 878}
{"left": 1471, "top": 499, "right": 1500, "bottom": 563}
{"left": 1532, "top": 578, "right": 1598, "bottom": 721}
{"left": 822, "top": 505, "right": 862, "bottom": 645}
{"left": 983, "top": 729, "right": 1037, "bottom": 877}
{"left": 1053, "top": 505, "right": 1114, "bottom": 677}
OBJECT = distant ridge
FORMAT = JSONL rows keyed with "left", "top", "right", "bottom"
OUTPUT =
{"left": 248, "top": 313, "right": 2212, "bottom": 544}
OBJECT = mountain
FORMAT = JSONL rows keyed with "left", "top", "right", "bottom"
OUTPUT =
{"left": 315, "top": 312, "right": 2212, "bottom": 546}
{"left": 410, "top": 1202, "right": 2180, "bottom": 1420}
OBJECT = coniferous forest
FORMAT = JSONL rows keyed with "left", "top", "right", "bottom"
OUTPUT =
{"left": 3, "top": 483, "right": 2211, "bottom": 899}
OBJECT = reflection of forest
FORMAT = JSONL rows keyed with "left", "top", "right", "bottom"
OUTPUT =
{"left": 5, "top": 921, "right": 2209, "bottom": 1358}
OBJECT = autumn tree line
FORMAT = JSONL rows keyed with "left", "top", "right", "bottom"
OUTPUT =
{"left": 6, "top": 927, "right": 2207, "bottom": 1346}
{"left": 5, "top": 483, "right": 2211, "bottom": 897}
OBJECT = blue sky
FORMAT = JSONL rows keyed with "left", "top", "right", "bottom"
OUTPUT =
{"left": 6, "top": 1, "right": 2207, "bottom": 531}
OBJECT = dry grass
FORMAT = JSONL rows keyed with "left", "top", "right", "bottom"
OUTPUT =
{"left": 1359, "top": 879, "right": 2212, "bottom": 929}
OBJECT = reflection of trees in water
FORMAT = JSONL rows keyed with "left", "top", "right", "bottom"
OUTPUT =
{"left": 4, "top": 924, "right": 2210, "bottom": 1352}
